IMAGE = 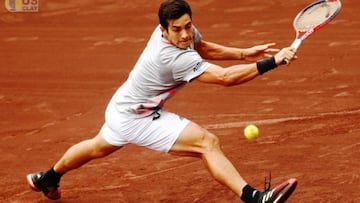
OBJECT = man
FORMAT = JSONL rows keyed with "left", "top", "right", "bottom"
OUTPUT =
{"left": 27, "top": 0, "right": 298, "bottom": 202}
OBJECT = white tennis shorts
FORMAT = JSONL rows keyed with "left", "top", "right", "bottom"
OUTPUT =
{"left": 100, "top": 103, "right": 190, "bottom": 152}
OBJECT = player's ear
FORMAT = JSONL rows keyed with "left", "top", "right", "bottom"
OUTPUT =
{"left": 160, "top": 26, "right": 165, "bottom": 32}
{"left": 160, "top": 26, "right": 168, "bottom": 37}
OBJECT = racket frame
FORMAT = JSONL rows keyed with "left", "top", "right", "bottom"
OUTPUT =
{"left": 290, "top": 0, "right": 342, "bottom": 50}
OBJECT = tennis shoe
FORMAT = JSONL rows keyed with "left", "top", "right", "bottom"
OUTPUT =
{"left": 27, "top": 171, "right": 61, "bottom": 200}
{"left": 257, "top": 178, "right": 297, "bottom": 203}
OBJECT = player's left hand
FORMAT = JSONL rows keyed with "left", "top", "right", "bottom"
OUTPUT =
{"left": 242, "top": 43, "right": 279, "bottom": 61}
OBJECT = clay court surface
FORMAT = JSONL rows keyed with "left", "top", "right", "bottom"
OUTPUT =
{"left": 1, "top": 0, "right": 359, "bottom": 202}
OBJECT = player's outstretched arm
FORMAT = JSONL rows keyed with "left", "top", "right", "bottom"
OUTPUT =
{"left": 194, "top": 39, "right": 279, "bottom": 61}
{"left": 196, "top": 63, "right": 258, "bottom": 86}
{"left": 196, "top": 47, "right": 296, "bottom": 86}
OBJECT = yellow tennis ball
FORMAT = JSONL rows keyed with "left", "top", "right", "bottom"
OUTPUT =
{"left": 244, "top": 124, "right": 259, "bottom": 140}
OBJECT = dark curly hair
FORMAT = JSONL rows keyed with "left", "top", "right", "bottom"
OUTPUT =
{"left": 158, "top": 0, "right": 192, "bottom": 31}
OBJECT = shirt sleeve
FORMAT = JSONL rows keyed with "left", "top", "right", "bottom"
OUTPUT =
{"left": 172, "top": 50, "right": 212, "bottom": 82}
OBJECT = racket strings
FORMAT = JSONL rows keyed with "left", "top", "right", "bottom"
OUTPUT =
{"left": 295, "top": 1, "right": 339, "bottom": 31}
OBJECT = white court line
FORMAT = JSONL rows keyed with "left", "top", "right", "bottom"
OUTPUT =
{"left": 204, "top": 109, "right": 360, "bottom": 129}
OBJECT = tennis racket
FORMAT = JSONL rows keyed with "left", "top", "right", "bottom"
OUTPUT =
{"left": 283, "top": 0, "right": 342, "bottom": 64}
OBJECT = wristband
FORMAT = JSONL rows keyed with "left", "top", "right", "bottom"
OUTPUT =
{"left": 256, "top": 56, "right": 277, "bottom": 75}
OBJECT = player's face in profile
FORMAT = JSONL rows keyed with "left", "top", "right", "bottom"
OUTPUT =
{"left": 162, "top": 14, "right": 193, "bottom": 49}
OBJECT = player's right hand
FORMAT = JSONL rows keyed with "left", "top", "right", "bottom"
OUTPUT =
{"left": 275, "top": 47, "right": 297, "bottom": 65}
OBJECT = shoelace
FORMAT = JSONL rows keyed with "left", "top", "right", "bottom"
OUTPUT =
{"left": 264, "top": 171, "right": 271, "bottom": 192}
{"left": 259, "top": 172, "right": 273, "bottom": 203}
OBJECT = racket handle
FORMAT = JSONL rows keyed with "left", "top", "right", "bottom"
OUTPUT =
{"left": 290, "top": 38, "right": 302, "bottom": 50}
{"left": 281, "top": 39, "right": 302, "bottom": 65}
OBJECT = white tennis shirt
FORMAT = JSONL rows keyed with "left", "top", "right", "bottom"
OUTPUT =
{"left": 110, "top": 25, "right": 212, "bottom": 118}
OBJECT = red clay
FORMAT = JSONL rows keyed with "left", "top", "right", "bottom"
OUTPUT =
{"left": 1, "top": 0, "right": 359, "bottom": 202}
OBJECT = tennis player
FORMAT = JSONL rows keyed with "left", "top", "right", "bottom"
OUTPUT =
{"left": 27, "top": 0, "right": 297, "bottom": 202}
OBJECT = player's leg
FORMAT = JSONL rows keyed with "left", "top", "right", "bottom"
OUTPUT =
{"left": 53, "top": 132, "right": 121, "bottom": 174}
{"left": 169, "top": 121, "right": 246, "bottom": 196}
{"left": 27, "top": 131, "right": 122, "bottom": 200}
{"left": 169, "top": 121, "right": 297, "bottom": 203}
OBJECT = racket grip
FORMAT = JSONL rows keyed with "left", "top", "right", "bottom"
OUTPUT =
{"left": 290, "top": 38, "right": 302, "bottom": 50}
{"left": 281, "top": 39, "right": 302, "bottom": 65}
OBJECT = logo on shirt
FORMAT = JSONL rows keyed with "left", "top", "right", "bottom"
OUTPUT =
{"left": 193, "top": 61, "right": 203, "bottom": 72}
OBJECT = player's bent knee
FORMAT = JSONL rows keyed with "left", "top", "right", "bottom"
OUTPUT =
{"left": 200, "top": 131, "right": 221, "bottom": 153}
{"left": 171, "top": 122, "right": 221, "bottom": 155}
